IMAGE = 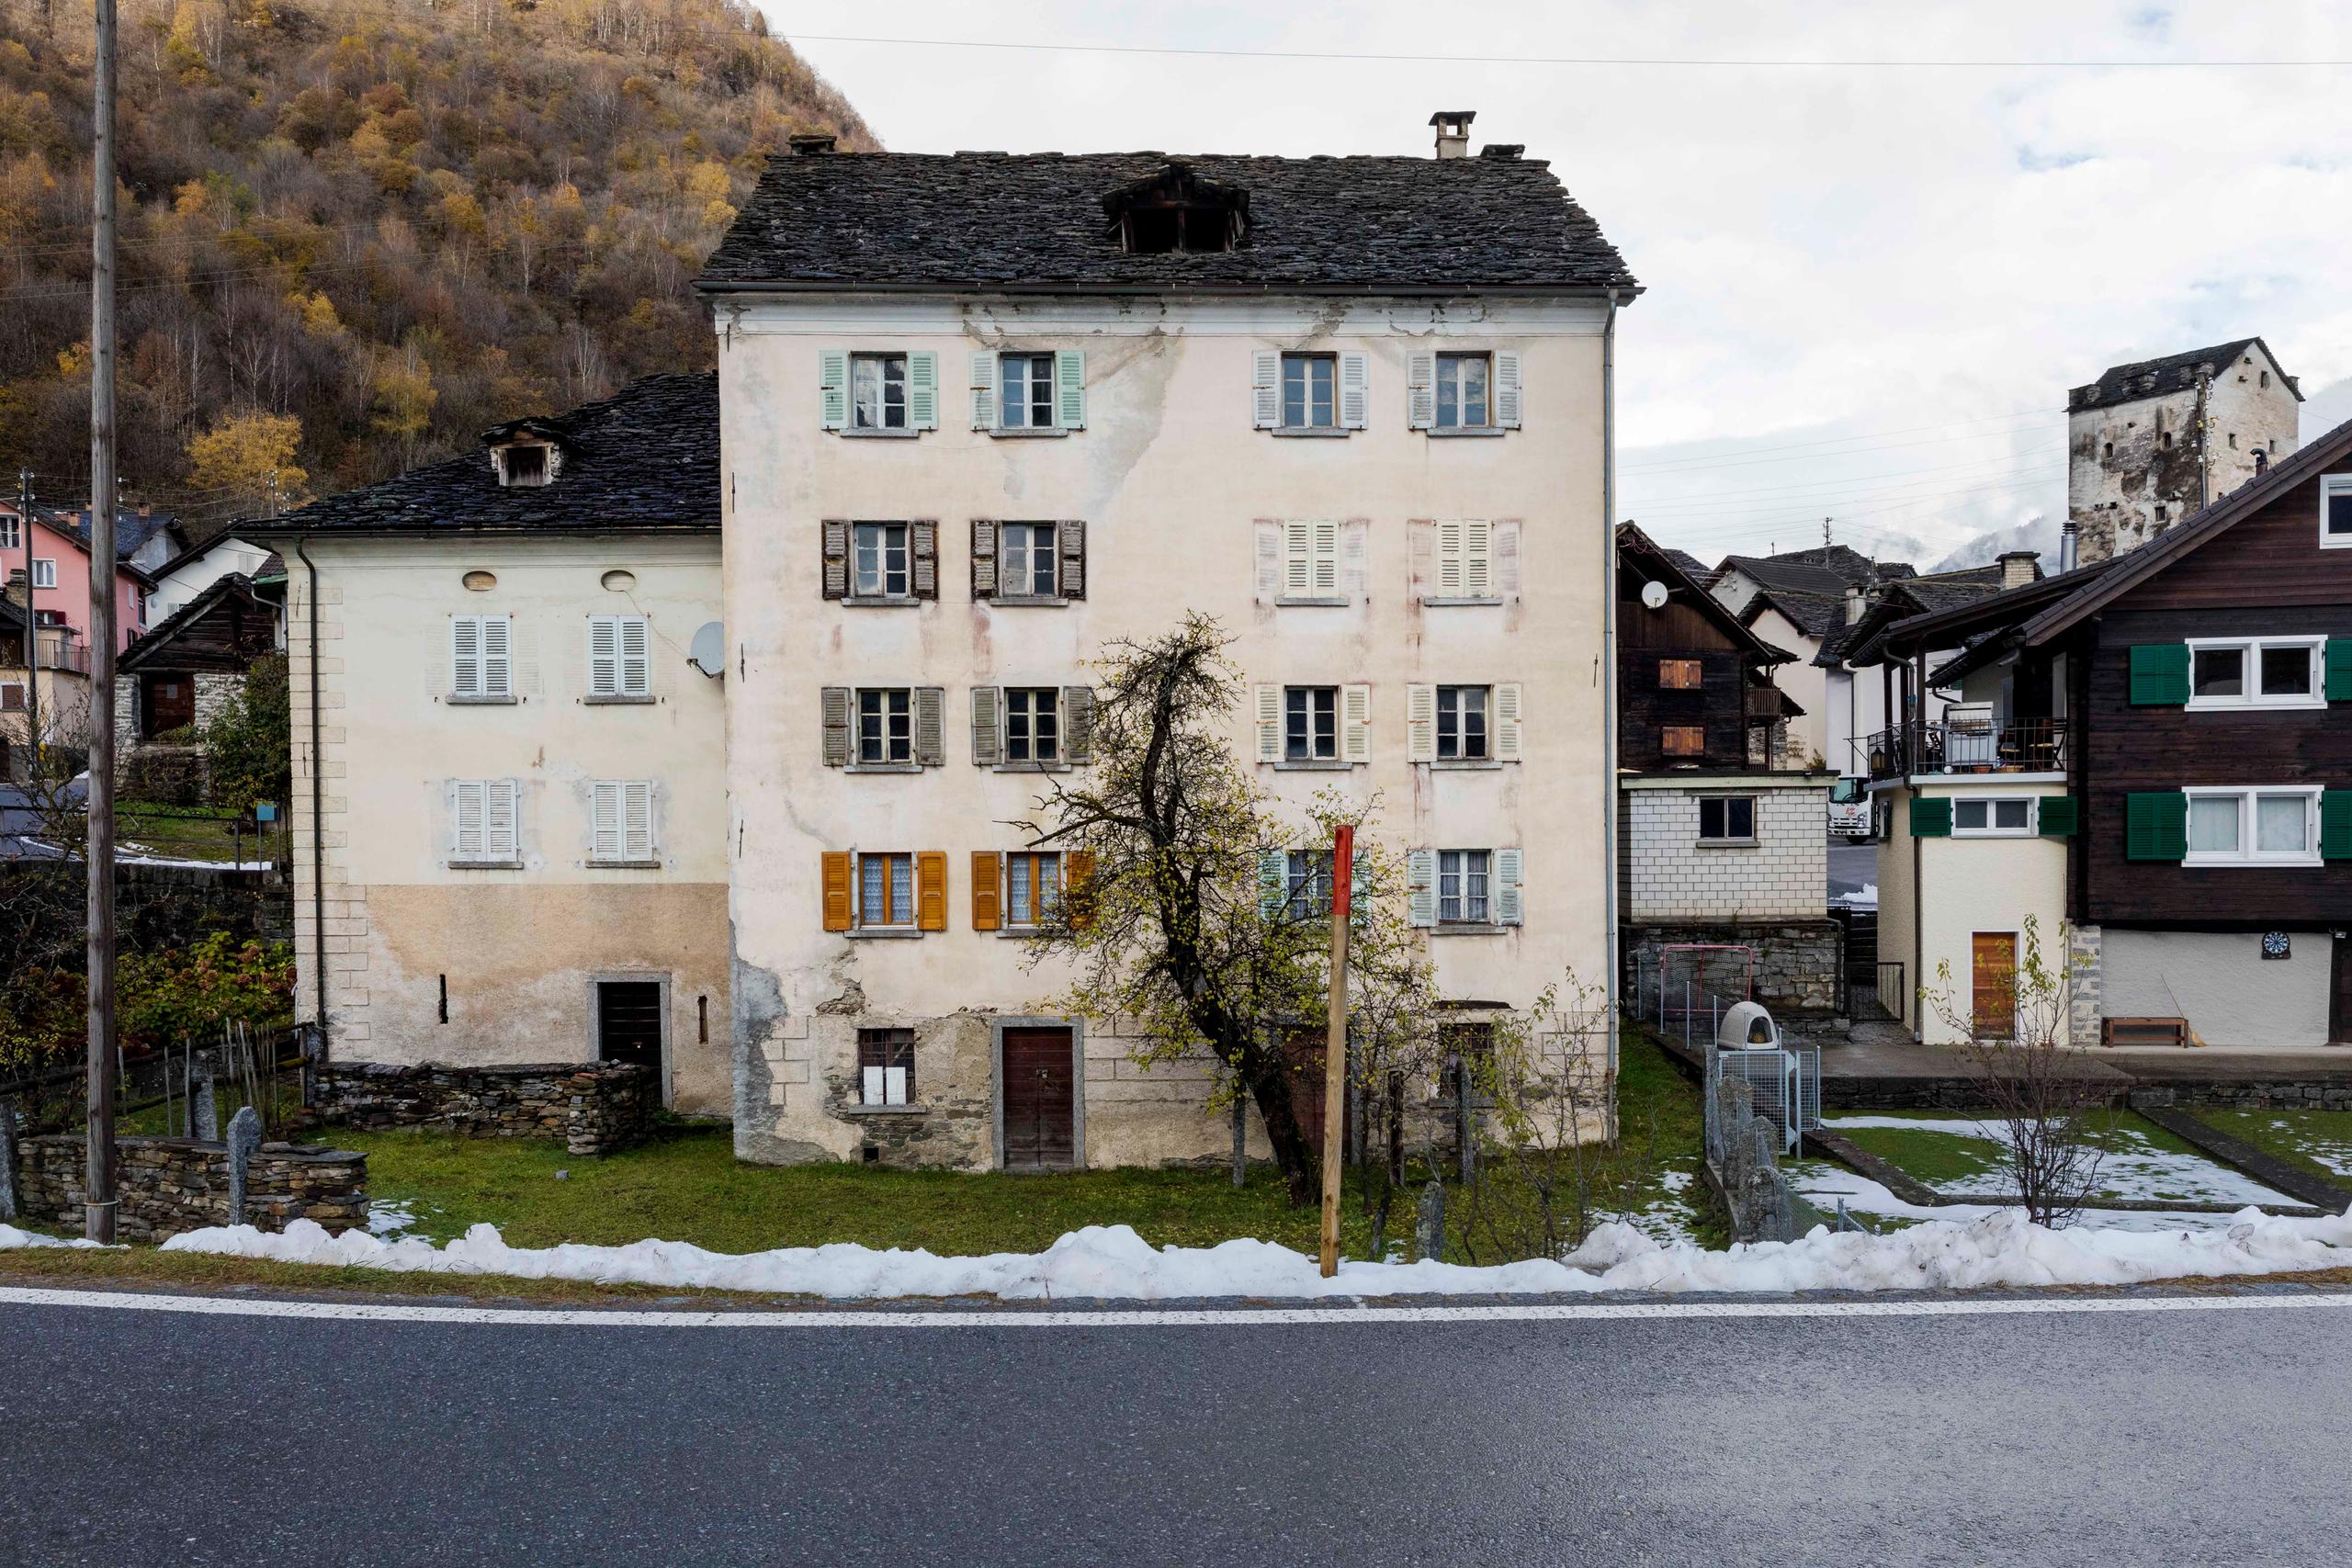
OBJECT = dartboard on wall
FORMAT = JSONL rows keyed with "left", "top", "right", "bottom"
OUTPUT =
{"left": 2262, "top": 931, "right": 2292, "bottom": 961}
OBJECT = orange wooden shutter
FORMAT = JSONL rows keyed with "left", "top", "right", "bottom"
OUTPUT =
{"left": 820, "top": 852, "right": 853, "bottom": 931}
{"left": 970, "top": 851, "right": 1002, "bottom": 931}
{"left": 1066, "top": 850, "right": 1097, "bottom": 932}
{"left": 916, "top": 851, "right": 949, "bottom": 931}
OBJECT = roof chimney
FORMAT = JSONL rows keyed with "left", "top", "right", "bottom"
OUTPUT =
{"left": 1997, "top": 549, "right": 2040, "bottom": 590}
{"left": 1845, "top": 585, "right": 1869, "bottom": 626}
{"left": 2058, "top": 519, "right": 2079, "bottom": 574}
{"left": 787, "top": 132, "right": 838, "bottom": 155}
{"left": 1429, "top": 110, "right": 1475, "bottom": 160}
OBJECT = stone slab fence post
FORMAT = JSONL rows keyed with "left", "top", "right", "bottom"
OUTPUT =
{"left": 0, "top": 1093, "right": 18, "bottom": 1223}
{"left": 225, "top": 1106, "right": 262, "bottom": 1226}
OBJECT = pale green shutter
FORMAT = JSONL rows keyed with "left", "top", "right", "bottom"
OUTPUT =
{"left": 1494, "top": 848, "right": 1523, "bottom": 926}
{"left": 1260, "top": 850, "right": 1288, "bottom": 919}
{"left": 906, "top": 351, "right": 938, "bottom": 429}
{"left": 1055, "top": 349, "right": 1086, "bottom": 429}
{"left": 819, "top": 350, "right": 848, "bottom": 430}
{"left": 969, "top": 351, "right": 997, "bottom": 430}
{"left": 1407, "top": 849, "right": 1437, "bottom": 928}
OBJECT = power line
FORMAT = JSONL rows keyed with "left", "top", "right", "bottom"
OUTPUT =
{"left": 782, "top": 32, "right": 2352, "bottom": 70}
{"left": 1619, "top": 407, "right": 2063, "bottom": 472}
{"left": 1623, "top": 445, "right": 2069, "bottom": 514}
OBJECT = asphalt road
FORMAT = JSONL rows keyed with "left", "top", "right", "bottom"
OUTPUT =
{"left": 2, "top": 1292, "right": 2346, "bottom": 1567}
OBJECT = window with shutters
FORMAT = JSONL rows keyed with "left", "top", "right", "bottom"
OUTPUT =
{"left": 1659, "top": 659, "right": 1703, "bottom": 690}
{"left": 850, "top": 353, "right": 908, "bottom": 431}
{"left": 858, "top": 1028, "right": 917, "bottom": 1105}
{"left": 2186, "top": 637, "right": 2324, "bottom": 710}
{"left": 858, "top": 852, "right": 918, "bottom": 927}
{"left": 857, "top": 688, "right": 913, "bottom": 765}
{"left": 2322, "top": 475, "right": 2352, "bottom": 548}
{"left": 1951, "top": 796, "right": 2033, "bottom": 838}
{"left": 1697, "top": 795, "right": 1758, "bottom": 844}
{"left": 1280, "top": 354, "right": 1337, "bottom": 431}
{"left": 1005, "top": 852, "right": 1063, "bottom": 928}
{"left": 1000, "top": 523, "right": 1058, "bottom": 598}
{"left": 448, "top": 615, "right": 514, "bottom": 701}
{"left": 1284, "top": 850, "right": 1333, "bottom": 920}
{"left": 2185, "top": 786, "right": 2322, "bottom": 866}
{"left": 1004, "top": 687, "right": 1061, "bottom": 763}
{"left": 1424, "top": 519, "right": 1507, "bottom": 604}
{"left": 1438, "top": 850, "right": 1490, "bottom": 925}
{"left": 1278, "top": 520, "right": 1342, "bottom": 604}
{"left": 1285, "top": 686, "right": 1338, "bottom": 761}
{"left": 586, "top": 615, "right": 650, "bottom": 701}
{"left": 448, "top": 778, "right": 521, "bottom": 866}
{"left": 1435, "top": 353, "right": 1490, "bottom": 429}
{"left": 1436, "top": 686, "right": 1488, "bottom": 761}
{"left": 589, "top": 779, "right": 657, "bottom": 863}
{"left": 854, "top": 523, "right": 910, "bottom": 598}
{"left": 1661, "top": 724, "right": 1706, "bottom": 758}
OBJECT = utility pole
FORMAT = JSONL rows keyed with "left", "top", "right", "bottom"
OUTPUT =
{"left": 1317, "top": 823, "right": 1353, "bottom": 1278}
{"left": 85, "top": 0, "right": 119, "bottom": 1244}
{"left": 16, "top": 469, "right": 32, "bottom": 786}
{"left": 2194, "top": 368, "right": 2211, "bottom": 512}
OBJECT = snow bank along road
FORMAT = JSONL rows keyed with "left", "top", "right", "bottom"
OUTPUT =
{"left": 2, "top": 1291, "right": 2348, "bottom": 1566}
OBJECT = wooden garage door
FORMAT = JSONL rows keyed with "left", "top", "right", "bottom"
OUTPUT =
{"left": 1001, "top": 1026, "right": 1076, "bottom": 1172}
{"left": 1973, "top": 932, "right": 2018, "bottom": 1042}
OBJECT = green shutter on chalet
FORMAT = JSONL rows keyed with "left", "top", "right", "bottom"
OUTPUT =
{"left": 2125, "top": 792, "right": 2188, "bottom": 862}
{"left": 2129, "top": 644, "right": 2191, "bottom": 705}
{"left": 1910, "top": 797, "right": 1952, "bottom": 837}
{"left": 2326, "top": 640, "right": 2352, "bottom": 703}
{"left": 2322, "top": 792, "right": 2352, "bottom": 862}
{"left": 2038, "top": 796, "right": 2079, "bottom": 838}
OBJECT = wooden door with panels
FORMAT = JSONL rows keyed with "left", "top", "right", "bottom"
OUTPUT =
{"left": 1972, "top": 932, "right": 2018, "bottom": 1041}
{"left": 1001, "top": 1026, "right": 1077, "bottom": 1172}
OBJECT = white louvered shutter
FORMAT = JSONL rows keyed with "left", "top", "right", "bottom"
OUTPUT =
{"left": 624, "top": 781, "right": 654, "bottom": 860}
{"left": 1494, "top": 847, "right": 1523, "bottom": 925}
{"left": 970, "top": 519, "right": 998, "bottom": 598}
{"left": 451, "top": 617, "right": 481, "bottom": 697}
{"left": 1435, "top": 522, "right": 1464, "bottom": 597}
{"left": 619, "top": 616, "right": 649, "bottom": 696}
{"left": 1311, "top": 521, "right": 1340, "bottom": 597}
{"left": 1407, "top": 684, "right": 1436, "bottom": 762}
{"left": 1407, "top": 849, "right": 1437, "bottom": 929}
{"left": 1339, "top": 353, "right": 1368, "bottom": 429}
{"left": 971, "top": 685, "right": 1001, "bottom": 765}
{"left": 592, "top": 780, "right": 622, "bottom": 860}
{"left": 1056, "top": 349, "right": 1086, "bottom": 429}
{"left": 1495, "top": 352, "right": 1523, "bottom": 429}
{"left": 1251, "top": 351, "right": 1280, "bottom": 429}
{"left": 1495, "top": 683, "right": 1524, "bottom": 762}
{"left": 1283, "top": 521, "right": 1313, "bottom": 598}
{"left": 588, "top": 616, "right": 618, "bottom": 696}
{"left": 819, "top": 350, "right": 848, "bottom": 430}
{"left": 911, "top": 521, "right": 937, "bottom": 599}
{"left": 1255, "top": 522, "right": 1282, "bottom": 602}
{"left": 969, "top": 351, "right": 997, "bottom": 430}
{"left": 1063, "top": 686, "right": 1095, "bottom": 765}
{"left": 914, "top": 687, "right": 945, "bottom": 765}
{"left": 1255, "top": 684, "right": 1282, "bottom": 763}
{"left": 481, "top": 615, "right": 512, "bottom": 696}
{"left": 1341, "top": 522, "right": 1369, "bottom": 603}
{"left": 1462, "top": 521, "right": 1493, "bottom": 599}
{"left": 907, "top": 351, "right": 939, "bottom": 430}
{"left": 486, "top": 780, "right": 519, "bottom": 861}
{"left": 1341, "top": 684, "right": 1372, "bottom": 763}
{"left": 452, "top": 780, "right": 485, "bottom": 860}
{"left": 1493, "top": 521, "right": 1522, "bottom": 597}
{"left": 1407, "top": 352, "right": 1435, "bottom": 430}
{"left": 820, "top": 686, "right": 851, "bottom": 766}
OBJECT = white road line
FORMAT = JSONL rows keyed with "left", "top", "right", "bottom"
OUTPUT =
{"left": 2, "top": 1284, "right": 2350, "bottom": 1329}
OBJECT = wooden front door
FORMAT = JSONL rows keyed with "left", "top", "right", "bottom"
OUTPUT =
{"left": 1001, "top": 1026, "right": 1077, "bottom": 1171}
{"left": 1972, "top": 932, "right": 2018, "bottom": 1041}
{"left": 141, "top": 673, "right": 193, "bottom": 738}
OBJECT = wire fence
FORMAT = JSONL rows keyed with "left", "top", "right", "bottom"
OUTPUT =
{"left": 0, "top": 1021, "right": 311, "bottom": 1143}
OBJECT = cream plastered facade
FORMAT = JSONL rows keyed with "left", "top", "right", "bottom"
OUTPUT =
{"left": 1871, "top": 779, "right": 2069, "bottom": 1045}
{"left": 717, "top": 294, "right": 1617, "bottom": 1169}
{"left": 284, "top": 533, "right": 732, "bottom": 1114}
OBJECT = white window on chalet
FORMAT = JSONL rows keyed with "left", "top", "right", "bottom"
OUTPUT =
{"left": 448, "top": 615, "right": 514, "bottom": 702}
{"left": 2186, "top": 786, "right": 2321, "bottom": 867}
{"left": 0, "top": 511, "right": 17, "bottom": 549}
{"left": 2187, "top": 636, "right": 2324, "bottom": 710}
{"left": 448, "top": 779, "right": 521, "bottom": 867}
{"left": 2323, "top": 474, "right": 2352, "bottom": 549}
{"left": 1951, "top": 797, "right": 2033, "bottom": 837}
{"left": 1408, "top": 351, "right": 1521, "bottom": 433}
{"left": 820, "top": 350, "right": 938, "bottom": 434}
{"left": 589, "top": 780, "right": 657, "bottom": 864}
{"left": 971, "top": 351, "right": 1086, "bottom": 433}
{"left": 1252, "top": 351, "right": 1368, "bottom": 434}
{"left": 586, "top": 615, "right": 650, "bottom": 700}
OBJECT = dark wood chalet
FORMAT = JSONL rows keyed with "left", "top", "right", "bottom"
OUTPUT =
{"left": 118, "top": 571, "right": 282, "bottom": 740}
{"left": 1617, "top": 523, "right": 1799, "bottom": 770}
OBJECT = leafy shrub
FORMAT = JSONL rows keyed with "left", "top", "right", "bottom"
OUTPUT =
{"left": 118, "top": 934, "right": 296, "bottom": 1047}
{"left": 204, "top": 653, "right": 291, "bottom": 815}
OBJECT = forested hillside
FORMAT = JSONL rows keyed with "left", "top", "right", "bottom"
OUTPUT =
{"left": 0, "top": 0, "right": 871, "bottom": 533}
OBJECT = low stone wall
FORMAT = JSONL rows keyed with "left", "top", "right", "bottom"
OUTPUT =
{"left": 14, "top": 1134, "right": 367, "bottom": 1243}
{"left": 1629, "top": 919, "right": 1845, "bottom": 1021}
{"left": 311, "top": 1060, "right": 654, "bottom": 1155}
{"left": 2128, "top": 1079, "right": 2352, "bottom": 1111}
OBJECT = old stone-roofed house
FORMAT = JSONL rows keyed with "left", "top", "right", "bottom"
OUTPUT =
{"left": 699, "top": 118, "right": 1638, "bottom": 1170}
{"left": 112, "top": 571, "right": 283, "bottom": 802}
{"left": 251, "top": 371, "right": 732, "bottom": 1115}
{"left": 1707, "top": 543, "right": 1918, "bottom": 773}
{"left": 2069, "top": 338, "right": 2301, "bottom": 566}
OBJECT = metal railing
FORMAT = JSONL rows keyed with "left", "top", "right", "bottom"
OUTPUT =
{"left": 33, "top": 641, "right": 89, "bottom": 674}
{"left": 1860, "top": 717, "right": 2069, "bottom": 781}
{"left": 1849, "top": 959, "right": 1905, "bottom": 1022}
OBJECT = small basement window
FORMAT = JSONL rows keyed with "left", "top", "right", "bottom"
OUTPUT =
{"left": 1698, "top": 795, "right": 1757, "bottom": 842}
{"left": 858, "top": 1027, "right": 915, "bottom": 1105}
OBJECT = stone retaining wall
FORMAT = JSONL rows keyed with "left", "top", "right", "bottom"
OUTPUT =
{"left": 1629, "top": 919, "right": 1845, "bottom": 1021}
{"left": 14, "top": 1134, "right": 367, "bottom": 1243}
{"left": 2127, "top": 1080, "right": 2352, "bottom": 1111}
{"left": 310, "top": 1060, "right": 654, "bottom": 1155}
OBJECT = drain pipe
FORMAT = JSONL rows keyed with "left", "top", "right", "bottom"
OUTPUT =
{"left": 294, "top": 538, "right": 328, "bottom": 1058}
{"left": 1601, "top": 288, "right": 1622, "bottom": 1108}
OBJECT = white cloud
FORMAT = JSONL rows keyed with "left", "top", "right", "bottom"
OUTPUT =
{"left": 770, "top": 1, "right": 2352, "bottom": 569}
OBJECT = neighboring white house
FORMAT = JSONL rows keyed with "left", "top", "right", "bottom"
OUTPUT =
{"left": 147, "top": 532, "right": 281, "bottom": 626}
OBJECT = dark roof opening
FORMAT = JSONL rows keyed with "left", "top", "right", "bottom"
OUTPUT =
{"left": 1101, "top": 162, "right": 1250, "bottom": 254}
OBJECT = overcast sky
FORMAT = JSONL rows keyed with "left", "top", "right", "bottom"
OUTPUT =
{"left": 770, "top": 2, "right": 2352, "bottom": 570}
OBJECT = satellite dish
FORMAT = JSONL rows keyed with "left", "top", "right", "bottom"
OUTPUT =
{"left": 1640, "top": 581, "right": 1670, "bottom": 611}
{"left": 688, "top": 621, "right": 726, "bottom": 679}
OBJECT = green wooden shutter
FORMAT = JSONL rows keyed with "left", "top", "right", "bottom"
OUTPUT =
{"left": 818, "top": 350, "right": 847, "bottom": 430}
{"left": 2038, "top": 795, "right": 2078, "bottom": 837}
{"left": 2126, "top": 791, "right": 2188, "bottom": 861}
{"left": 906, "top": 351, "right": 938, "bottom": 430}
{"left": 2129, "top": 643, "right": 2190, "bottom": 705}
{"left": 1055, "top": 349, "right": 1086, "bottom": 430}
{"left": 1910, "top": 796, "right": 1951, "bottom": 837}
{"left": 1259, "top": 850, "right": 1288, "bottom": 919}
{"left": 2326, "top": 639, "right": 2352, "bottom": 703}
{"left": 2322, "top": 790, "right": 2352, "bottom": 861}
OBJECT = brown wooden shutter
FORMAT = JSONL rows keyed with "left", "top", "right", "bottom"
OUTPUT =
{"left": 971, "top": 519, "right": 998, "bottom": 598}
{"left": 911, "top": 520, "right": 938, "bottom": 599}
{"left": 1062, "top": 686, "right": 1094, "bottom": 764}
{"left": 1059, "top": 519, "right": 1086, "bottom": 599}
{"left": 821, "top": 519, "right": 848, "bottom": 600}
{"left": 820, "top": 686, "right": 851, "bottom": 765}
{"left": 970, "top": 851, "right": 1002, "bottom": 931}
{"left": 821, "top": 851, "right": 854, "bottom": 931}
{"left": 1066, "top": 850, "right": 1097, "bottom": 931}
{"left": 915, "top": 851, "right": 948, "bottom": 931}
{"left": 914, "top": 686, "right": 945, "bottom": 765}
{"left": 971, "top": 685, "right": 1001, "bottom": 765}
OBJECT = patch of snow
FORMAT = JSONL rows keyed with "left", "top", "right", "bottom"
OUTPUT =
{"left": 154, "top": 1208, "right": 2352, "bottom": 1300}
{"left": 1830, "top": 884, "right": 1879, "bottom": 909}
{"left": 1788, "top": 1163, "right": 2255, "bottom": 1235}
{"left": 1821, "top": 1114, "right": 2300, "bottom": 1208}
{"left": 0, "top": 1224, "right": 110, "bottom": 1250}
{"left": 367, "top": 1200, "right": 420, "bottom": 1238}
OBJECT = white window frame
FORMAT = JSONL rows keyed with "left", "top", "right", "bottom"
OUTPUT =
{"left": 850, "top": 353, "right": 909, "bottom": 431}
{"left": 30, "top": 558, "right": 56, "bottom": 591}
{"left": 1437, "top": 848, "right": 1491, "bottom": 925}
{"left": 1697, "top": 795, "right": 1759, "bottom": 844}
{"left": 1434, "top": 352, "right": 1491, "bottom": 431}
{"left": 998, "top": 352, "right": 1058, "bottom": 431}
{"left": 589, "top": 779, "right": 656, "bottom": 863}
{"left": 855, "top": 687, "right": 913, "bottom": 766}
{"left": 856, "top": 851, "right": 917, "bottom": 928}
{"left": 587, "top": 615, "right": 650, "bottom": 699}
{"left": 1951, "top": 795, "right": 2037, "bottom": 838}
{"left": 2184, "top": 785, "right": 2323, "bottom": 867}
{"left": 2185, "top": 636, "right": 2326, "bottom": 711}
{"left": 0, "top": 513, "right": 17, "bottom": 550}
{"left": 2321, "top": 474, "right": 2352, "bottom": 549}
{"left": 1279, "top": 353, "right": 1338, "bottom": 431}
{"left": 449, "top": 615, "right": 513, "bottom": 700}
{"left": 1003, "top": 686, "right": 1062, "bottom": 764}
{"left": 853, "top": 522, "right": 911, "bottom": 599}
{"left": 1284, "top": 685, "right": 1340, "bottom": 761}
{"left": 999, "top": 522, "right": 1059, "bottom": 598}
{"left": 449, "top": 778, "right": 521, "bottom": 865}
{"left": 1435, "top": 684, "right": 1489, "bottom": 761}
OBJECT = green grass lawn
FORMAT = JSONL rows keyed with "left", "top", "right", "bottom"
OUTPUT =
{"left": 114, "top": 805, "right": 279, "bottom": 864}
{"left": 1822, "top": 1109, "right": 2290, "bottom": 1206}
{"left": 2189, "top": 1110, "right": 2352, "bottom": 1187}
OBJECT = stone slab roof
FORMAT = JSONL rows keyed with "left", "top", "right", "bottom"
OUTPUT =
{"left": 699, "top": 152, "right": 1639, "bottom": 295}
{"left": 2068, "top": 337, "right": 2301, "bottom": 413}
{"left": 256, "top": 374, "right": 719, "bottom": 536}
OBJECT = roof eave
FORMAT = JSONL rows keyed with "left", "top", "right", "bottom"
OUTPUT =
{"left": 695, "top": 277, "right": 1641, "bottom": 299}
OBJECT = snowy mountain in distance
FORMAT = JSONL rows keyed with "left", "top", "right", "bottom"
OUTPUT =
{"left": 1931, "top": 514, "right": 2062, "bottom": 573}
{"left": 2304, "top": 375, "right": 2352, "bottom": 443}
